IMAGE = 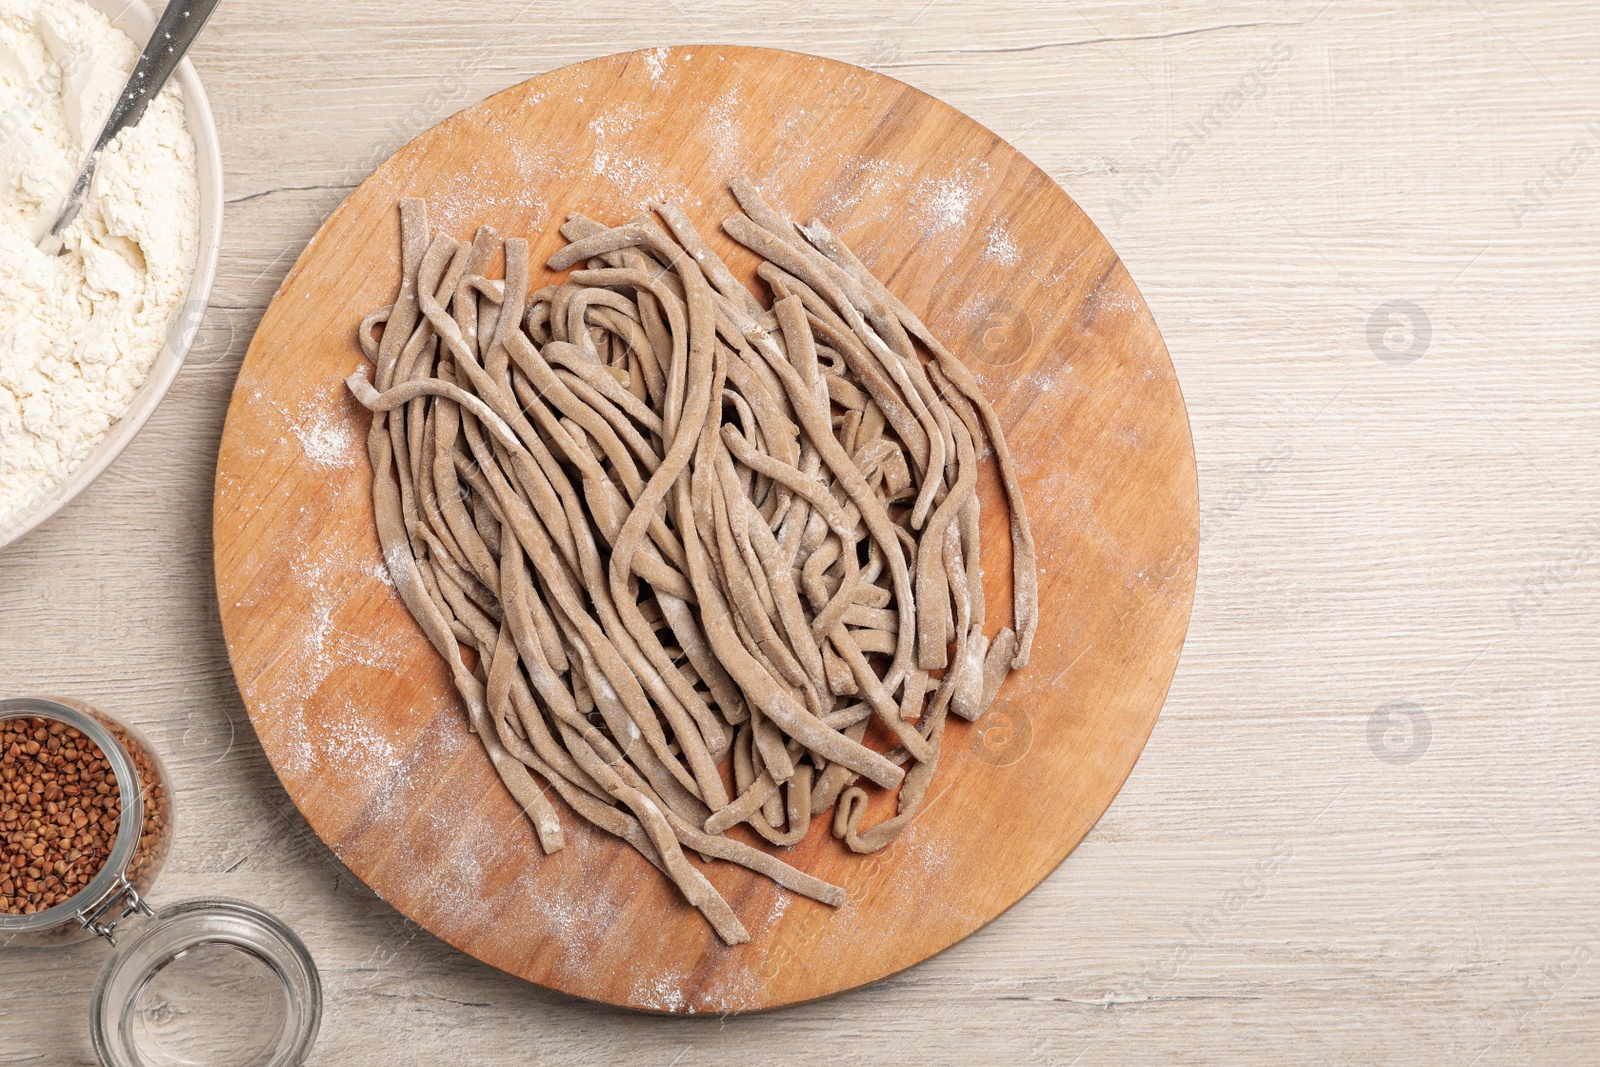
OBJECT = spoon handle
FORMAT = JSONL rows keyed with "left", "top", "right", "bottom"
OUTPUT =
{"left": 39, "top": 0, "right": 221, "bottom": 250}
{"left": 91, "top": 0, "right": 223, "bottom": 154}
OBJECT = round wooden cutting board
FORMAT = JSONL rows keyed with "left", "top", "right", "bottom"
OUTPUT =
{"left": 214, "top": 46, "right": 1197, "bottom": 1013}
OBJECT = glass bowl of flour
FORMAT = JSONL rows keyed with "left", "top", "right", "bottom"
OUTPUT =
{"left": 0, "top": 0, "right": 222, "bottom": 551}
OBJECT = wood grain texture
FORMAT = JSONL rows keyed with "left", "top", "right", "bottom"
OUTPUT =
{"left": 211, "top": 45, "right": 1196, "bottom": 1014}
{"left": 2, "top": 0, "right": 1598, "bottom": 1062}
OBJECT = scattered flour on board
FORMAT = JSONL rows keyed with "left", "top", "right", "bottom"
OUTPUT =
{"left": 1088, "top": 279, "right": 1141, "bottom": 322}
{"left": 286, "top": 399, "right": 354, "bottom": 469}
{"left": 1018, "top": 362, "right": 1075, "bottom": 393}
{"left": 917, "top": 175, "right": 975, "bottom": 234}
{"left": 895, "top": 824, "right": 989, "bottom": 929}
{"left": 699, "top": 960, "right": 764, "bottom": 1015}
{"left": 249, "top": 537, "right": 414, "bottom": 782}
{"left": 340, "top": 720, "right": 490, "bottom": 926}
{"left": 436, "top": 840, "right": 491, "bottom": 924}
{"left": 701, "top": 88, "right": 744, "bottom": 176}
{"left": 258, "top": 382, "right": 358, "bottom": 473}
{"left": 587, "top": 102, "right": 643, "bottom": 142}
{"left": 470, "top": 118, "right": 556, "bottom": 224}
{"left": 898, "top": 823, "right": 953, "bottom": 882}
{"left": 349, "top": 720, "right": 497, "bottom": 933}
{"left": 817, "top": 158, "right": 914, "bottom": 221}
{"left": 425, "top": 157, "right": 551, "bottom": 232}
{"left": 983, "top": 222, "right": 1021, "bottom": 267}
{"left": 320, "top": 702, "right": 399, "bottom": 782}
{"left": 766, "top": 104, "right": 814, "bottom": 171}
{"left": 358, "top": 709, "right": 468, "bottom": 836}
{"left": 642, "top": 46, "right": 669, "bottom": 86}
{"left": 534, "top": 847, "right": 623, "bottom": 952}
{"left": 587, "top": 103, "right": 690, "bottom": 210}
{"left": 1037, "top": 245, "right": 1091, "bottom": 292}
{"left": 632, "top": 970, "right": 692, "bottom": 1014}
{"left": 911, "top": 161, "right": 990, "bottom": 238}
{"left": 809, "top": 159, "right": 992, "bottom": 273}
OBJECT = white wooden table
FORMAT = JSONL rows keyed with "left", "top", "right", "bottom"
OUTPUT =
{"left": 4, "top": 1, "right": 1599, "bottom": 1062}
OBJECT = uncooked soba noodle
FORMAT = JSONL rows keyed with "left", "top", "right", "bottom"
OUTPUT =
{"left": 346, "top": 178, "right": 1037, "bottom": 944}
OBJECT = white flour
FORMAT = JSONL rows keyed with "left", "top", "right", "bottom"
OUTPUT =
{"left": 0, "top": 0, "right": 199, "bottom": 522}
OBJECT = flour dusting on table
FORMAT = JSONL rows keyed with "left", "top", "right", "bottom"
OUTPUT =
{"left": 287, "top": 398, "right": 355, "bottom": 469}
{"left": 702, "top": 87, "right": 744, "bottom": 175}
{"left": 983, "top": 222, "right": 1021, "bottom": 266}
{"left": 641, "top": 46, "right": 669, "bottom": 86}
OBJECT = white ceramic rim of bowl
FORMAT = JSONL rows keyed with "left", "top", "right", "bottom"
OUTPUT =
{"left": 0, "top": 0, "right": 224, "bottom": 552}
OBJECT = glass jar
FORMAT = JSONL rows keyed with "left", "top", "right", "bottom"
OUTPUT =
{"left": 0, "top": 696, "right": 322, "bottom": 1066}
{"left": 0, "top": 695, "right": 172, "bottom": 947}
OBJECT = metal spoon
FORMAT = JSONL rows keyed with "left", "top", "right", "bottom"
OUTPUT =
{"left": 38, "top": 0, "right": 221, "bottom": 256}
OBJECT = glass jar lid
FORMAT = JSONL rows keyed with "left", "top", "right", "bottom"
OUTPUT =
{"left": 90, "top": 898, "right": 322, "bottom": 1067}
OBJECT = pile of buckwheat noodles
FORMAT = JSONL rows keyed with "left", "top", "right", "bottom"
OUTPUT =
{"left": 346, "top": 178, "right": 1037, "bottom": 944}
